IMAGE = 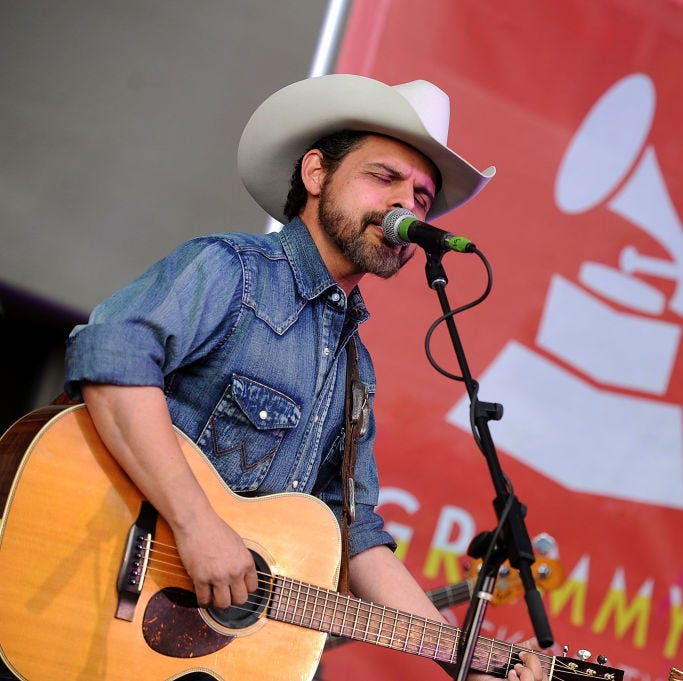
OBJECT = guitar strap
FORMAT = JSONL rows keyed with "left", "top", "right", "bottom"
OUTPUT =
{"left": 338, "top": 335, "right": 368, "bottom": 594}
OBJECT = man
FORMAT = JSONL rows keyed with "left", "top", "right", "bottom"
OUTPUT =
{"left": 63, "top": 74, "right": 542, "bottom": 680}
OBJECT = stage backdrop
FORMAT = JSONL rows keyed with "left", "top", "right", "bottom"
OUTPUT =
{"left": 317, "top": 2, "right": 683, "bottom": 680}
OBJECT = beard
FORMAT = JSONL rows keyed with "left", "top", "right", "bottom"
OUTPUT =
{"left": 317, "top": 183, "right": 414, "bottom": 279}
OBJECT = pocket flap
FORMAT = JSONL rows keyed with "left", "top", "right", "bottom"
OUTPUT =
{"left": 231, "top": 374, "right": 300, "bottom": 430}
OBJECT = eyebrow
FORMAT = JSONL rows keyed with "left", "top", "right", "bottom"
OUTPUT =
{"left": 367, "top": 162, "right": 436, "bottom": 204}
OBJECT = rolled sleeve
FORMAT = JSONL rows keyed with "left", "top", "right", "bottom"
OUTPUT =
{"left": 348, "top": 502, "right": 397, "bottom": 555}
{"left": 64, "top": 320, "right": 168, "bottom": 400}
{"left": 64, "top": 236, "right": 243, "bottom": 401}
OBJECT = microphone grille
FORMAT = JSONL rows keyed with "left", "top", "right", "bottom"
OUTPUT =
{"left": 382, "top": 208, "right": 416, "bottom": 246}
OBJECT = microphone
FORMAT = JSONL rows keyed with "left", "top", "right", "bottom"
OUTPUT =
{"left": 382, "top": 208, "right": 475, "bottom": 253}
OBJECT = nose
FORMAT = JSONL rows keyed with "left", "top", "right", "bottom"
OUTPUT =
{"left": 388, "top": 182, "right": 416, "bottom": 213}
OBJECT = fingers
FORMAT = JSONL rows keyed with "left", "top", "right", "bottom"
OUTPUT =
{"left": 195, "top": 581, "right": 213, "bottom": 608}
{"left": 211, "top": 582, "right": 238, "bottom": 610}
{"left": 195, "top": 575, "right": 253, "bottom": 609}
{"left": 245, "top": 562, "right": 259, "bottom": 593}
{"left": 174, "top": 515, "right": 260, "bottom": 611}
{"left": 194, "top": 560, "right": 257, "bottom": 610}
{"left": 507, "top": 650, "right": 545, "bottom": 681}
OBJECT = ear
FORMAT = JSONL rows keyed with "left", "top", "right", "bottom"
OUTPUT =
{"left": 300, "top": 149, "right": 325, "bottom": 197}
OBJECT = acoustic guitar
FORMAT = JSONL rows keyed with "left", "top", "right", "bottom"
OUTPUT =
{"left": 0, "top": 405, "right": 622, "bottom": 681}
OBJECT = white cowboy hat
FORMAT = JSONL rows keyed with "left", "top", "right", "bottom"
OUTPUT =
{"left": 238, "top": 74, "right": 495, "bottom": 223}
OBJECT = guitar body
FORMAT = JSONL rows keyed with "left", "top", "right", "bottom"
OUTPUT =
{"left": 0, "top": 405, "right": 341, "bottom": 681}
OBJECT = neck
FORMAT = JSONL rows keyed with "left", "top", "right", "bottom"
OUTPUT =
{"left": 298, "top": 208, "right": 365, "bottom": 296}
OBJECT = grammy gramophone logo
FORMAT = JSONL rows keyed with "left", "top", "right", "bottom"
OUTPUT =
{"left": 447, "top": 73, "right": 683, "bottom": 511}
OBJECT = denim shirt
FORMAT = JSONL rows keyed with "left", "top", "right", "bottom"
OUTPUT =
{"left": 64, "top": 218, "right": 396, "bottom": 556}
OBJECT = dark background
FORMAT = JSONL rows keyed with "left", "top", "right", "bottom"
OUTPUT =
{"left": 0, "top": 0, "right": 343, "bottom": 433}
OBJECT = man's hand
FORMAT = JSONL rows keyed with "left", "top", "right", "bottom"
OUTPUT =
{"left": 504, "top": 649, "right": 544, "bottom": 681}
{"left": 172, "top": 511, "right": 259, "bottom": 609}
{"left": 451, "top": 639, "right": 547, "bottom": 681}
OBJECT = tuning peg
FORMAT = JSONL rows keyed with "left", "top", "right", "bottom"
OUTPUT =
{"left": 537, "top": 563, "right": 551, "bottom": 579}
{"left": 597, "top": 655, "right": 608, "bottom": 665}
{"left": 577, "top": 649, "right": 591, "bottom": 661}
{"left": 562, "top": 644, "right": 569, "bottom": 656}
{"left": 532, "top": 532, "right": 559, "bottom": 558}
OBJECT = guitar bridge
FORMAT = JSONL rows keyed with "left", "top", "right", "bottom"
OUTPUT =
{"left": 115, "top": 501, "right": 158, "bottom": 621}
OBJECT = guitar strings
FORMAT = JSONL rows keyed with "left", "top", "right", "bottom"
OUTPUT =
{"left": 272, "top": 575, "right": 554, "bottom": 674}
{"left": 137, "top": 539, "right": 602, "bottom": 679}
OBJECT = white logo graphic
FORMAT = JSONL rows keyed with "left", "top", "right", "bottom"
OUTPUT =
{"left": 447, "top": 73, "right": 683, "bottom": 509}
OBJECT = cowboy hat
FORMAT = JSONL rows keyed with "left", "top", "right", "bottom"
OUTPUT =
{"left": 238, "top": 73, "right": 495, "bottom": 223}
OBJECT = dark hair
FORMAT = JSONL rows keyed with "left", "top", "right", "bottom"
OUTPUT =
{"left": 283, "top": 130, "right": 369, "bottom": 221}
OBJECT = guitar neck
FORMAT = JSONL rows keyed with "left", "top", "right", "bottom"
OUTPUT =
{"left": 426, "top": 580, "right": 472, "bottom": 610}
{"left": 269, "top": 575, "right": 552, "bottom": 678}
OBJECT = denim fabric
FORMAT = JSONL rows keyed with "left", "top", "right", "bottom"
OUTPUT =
{"left": 65, "top": 218, "right": 395, "bottom": 555}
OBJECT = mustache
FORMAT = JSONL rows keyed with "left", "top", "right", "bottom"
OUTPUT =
{"left": 362, "top": 211, "right": 389, "bottom": 229}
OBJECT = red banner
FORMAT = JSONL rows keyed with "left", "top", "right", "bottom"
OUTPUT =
{"left": 318, "top": 1, "right": 683, "bottom": 680}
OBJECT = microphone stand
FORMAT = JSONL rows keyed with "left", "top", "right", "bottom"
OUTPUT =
{"left": 422, "top": 246, "right": 554, "bottom": 681}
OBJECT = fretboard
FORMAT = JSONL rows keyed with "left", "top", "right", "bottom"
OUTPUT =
{"left": 268, "top": 575, "right": 556, "bottom": 678}
{"left": 426, "top": 580, "right": 472, "bottom": 610}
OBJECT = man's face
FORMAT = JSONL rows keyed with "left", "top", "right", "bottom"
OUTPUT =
{"left": 317, "top": 135, "right": 438, "bottom": 279}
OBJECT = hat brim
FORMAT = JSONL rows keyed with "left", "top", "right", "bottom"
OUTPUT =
{"left": 238, "top": 74, "right": 495, "bottom": 223}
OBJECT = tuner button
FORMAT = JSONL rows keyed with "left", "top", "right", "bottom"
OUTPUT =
{"left": 577, "top": 649, "right": 591, "bottom": 661}
{"left": 597, "top": 655, "right": 608, "bottom": 665}
{"left": 537, "top": 564, "right": 551, "bottom": 578}
{"left": 532, "top": 533, "right": 557, "bottom": 556}
{"left": 563, "top": 644, "right": 570, "bottom": 656}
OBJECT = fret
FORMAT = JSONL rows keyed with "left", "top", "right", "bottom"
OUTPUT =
{"left": 301, "top": 582, "right": 312, "bottom": 627}
{"left": 291, "top": 580, "right": 303, "bottom": 625}
{"left": 311, "top": 584, "right": 324, "bottom": 629}
{"left": 287, "top": 580, "right": 299, "bottom": 622}
{"left": 547, "top": 655, "right": 556, "bottom": 680}
{"left": 350, "top": 596, "right": 361, "bottom": 640}
{"left": 402, "top": 614, "right": 413, "bottom": 652}
{"left": 314, "top": 584, "right": 326, "bottom": 631}
{"left": 290, "top": 579, "right": 303, "bottom": 626}
{"left": 373, "top": 604, "right": 386, "bottom": 645}
{"left": 338, "top": 592, "right": 351, "bottom": 637}
{"left": 325, "top": 591, "right": 339, "bottom": 634}
{"left": 269, "top": 579, "right": 282, "bottom": 621}
{"left": 412, "top": 615, "right": 425, "bottom": 655}
{"left": 277, "top": 578, "right": 290, "bottom": 623}
{"left": 434, "top": 622, "right": 446, "bottom": 661}
{"left": 323, "top": 587, "right": 335, "bottom": 631}
{"left": 417, "top": 615, "right": 428, "bottom": 654}
{"left": 486, "top": 636, "right": 494, "bottom": 673}
{"left": 309, "top": 584, "right": 321, "bottom": 628}
{"left": 358, "top": 599, "right": 370, "bottom": 642}
{"left": 388, "top": 607, "right": 399, "bottom": 650}
{"left": 284, "top": 578, "right": 296, "bottom": 624}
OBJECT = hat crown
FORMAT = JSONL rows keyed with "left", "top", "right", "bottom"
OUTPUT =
{"left": 393, "top": 80, "right": 451, "bottom": 145}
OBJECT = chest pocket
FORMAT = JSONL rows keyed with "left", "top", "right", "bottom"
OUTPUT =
{"left": 202, "top": 374, "right": 301, "bottom": 492}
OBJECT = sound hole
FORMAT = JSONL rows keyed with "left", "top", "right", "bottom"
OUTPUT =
{"left": 206, "top": 550, "right": 271, "bottom": 629}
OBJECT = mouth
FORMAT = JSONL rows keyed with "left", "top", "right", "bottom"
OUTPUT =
{"left": 368, "top": 223, "right": 401, "bottom": 251}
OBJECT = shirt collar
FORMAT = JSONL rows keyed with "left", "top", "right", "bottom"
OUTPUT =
{"left": 279, "top": 217, "right": 370, "bottom": 323}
